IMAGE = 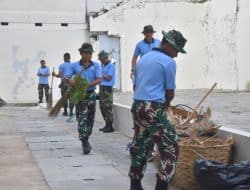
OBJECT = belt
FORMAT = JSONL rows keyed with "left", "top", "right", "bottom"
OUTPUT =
{"left": 100, "top": 85, "right": 112, "bottom": 89}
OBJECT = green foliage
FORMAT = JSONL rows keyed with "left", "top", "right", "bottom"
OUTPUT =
{"left": 69, "top": 75, "right": 88, "bottom": 104}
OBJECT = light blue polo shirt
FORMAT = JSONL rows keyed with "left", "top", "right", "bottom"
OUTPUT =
{"left": 71, "top": 60, "right": 83, "bottom": 75}
{"left": 59, "top": 62, "right": 73, "bottom": 79}
{"left": 133, "top": 38, "right": 161, "bottom": 57}
{"left": 133, "top": 48, "right": 176, "bottom": 103}
{"left": 71, "top": 60, "right": 102, "bottom": 91}
{"left": 37, "top": 67, "right": 50, "bottom": 84}
{"left": 101, "top": 62, "right": 115, "bottom": 87}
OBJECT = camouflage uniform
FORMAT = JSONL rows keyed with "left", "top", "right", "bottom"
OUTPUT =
{"left": 38, "top": 84, "right": 49, "bottom": 103}
{"left": 129, "top": 101, "right": 179, "bottom": 182}
{"left": 99, "top": 86, "right": 113, "bottom": 124}
{"left": 77, "top": 91, "right": 96, "bottom": 140}
{"left": 60, "top": 80, "right": 74, "bottom": 112}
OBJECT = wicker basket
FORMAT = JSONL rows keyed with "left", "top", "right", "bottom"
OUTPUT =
{"left": 175, "top": 136, "right": 233, "bottom": 190}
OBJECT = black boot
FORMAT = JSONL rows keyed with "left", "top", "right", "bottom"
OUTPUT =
{"left": 102, "top": 122, "right": 114, "bottom": 133}
{"left": 130, "top": 179, "right": 144, "bottom": 190}
{"left": 81, "top": 137, "right": 91, "bottom": 155}
{"left": 99, "top": 122, "right": 107, "bottom": 131}
{"left": 155, "top": 179, "right": 168, "bottom": 190}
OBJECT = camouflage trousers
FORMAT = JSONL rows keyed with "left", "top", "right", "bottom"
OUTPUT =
{"left": 60, "top": 80, "right": 74, "bottom": 110}
{"left": 129, "top": 101, "right": 179, "bottom": 182}
{"left": 38, "top": 84, "right": 49, "bottom": 102}
{"left": 77, "top": 92, "right": 96, "bottom": 140}
{"left": 99, "top": 86, "right": 113, "bottom": 123}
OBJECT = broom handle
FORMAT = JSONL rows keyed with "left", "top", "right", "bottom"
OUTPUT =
{"left": 181, "top": 82, "right": 217, "bottom": 126}
{"left": 194, "top": 82, "right": 217, "bottom": 111}
{"left": 51, "top": 67, "right": 55, "bottom": 88}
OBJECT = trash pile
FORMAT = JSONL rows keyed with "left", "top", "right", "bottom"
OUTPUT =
{"left": 152, "top": 83, "right": 235, "bottom": 190}
{"left": 168, "top": 105, "right": 220, "bottom": 138}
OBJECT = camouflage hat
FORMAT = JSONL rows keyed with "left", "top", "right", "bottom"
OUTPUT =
{"left": 162, "top": 30, "right": 187, "bottom": 53}
{"left": 78, "top": 43, "right": 94, "bottom": 54}
{"left": 98, "top": 50, "right": 109, "bottom": 59}
{"left": 142, "top": 25, "right": 156, "bottom": 33}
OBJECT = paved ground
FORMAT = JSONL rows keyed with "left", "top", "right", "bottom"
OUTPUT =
{"left": 0, "top": 90, "right": 249, "bottom": 189}
{"left": 0, "top": 105, "right": 158, "bottom": 190}
{"left": 114, "top": 90, "right": 250, "bottom": 133}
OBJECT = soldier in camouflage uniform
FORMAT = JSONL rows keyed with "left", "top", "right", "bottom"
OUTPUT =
{"left": 68, "top": 43, "right": 102, "bottom": 155}
{"left": 98, "top": 50, "right": 115, "bottom": 133}
{"left": 37, "top": 60, "right": 50, "bottom": 103}
{"left": 52, "top": 53, "right": 74, "bottom": 116}
{"left": 129, "top": 30, "right": 187, "bottom": 190}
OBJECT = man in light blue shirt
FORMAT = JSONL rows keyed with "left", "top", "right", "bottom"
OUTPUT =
{"left": 68, "top": 43, "right": 102, "bottom": 155}
{"left": 98, "top": 50, "right": 115, "bottom": 133}
{"left": 37, "top": 60, "right": 50, "bottom": 103}
{"left": 129, "top": 30, "right": 187, "bottom": 190}
{"left": 53, "top": 53, "right": 74, "bottom": 116}
{"left": 130, "top": 25, "right": 161, "bottom": 79}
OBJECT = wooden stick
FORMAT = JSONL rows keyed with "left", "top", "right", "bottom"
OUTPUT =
{"left": 181, "top": 83, "right": 217, "bottom": 126}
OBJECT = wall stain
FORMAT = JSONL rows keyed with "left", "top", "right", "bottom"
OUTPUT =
{"left": 12, "top": 46, "right": 46, "bottom": 100}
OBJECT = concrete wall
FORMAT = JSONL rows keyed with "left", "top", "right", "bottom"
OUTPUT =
{"left": 0, "top": 0, "right": 88, "bottom": 102}
{"left": 96, "top": 103, "right": 250, "bottom": 162}
{"left": 90, "top": 0, "right": 250, "bottom": 92}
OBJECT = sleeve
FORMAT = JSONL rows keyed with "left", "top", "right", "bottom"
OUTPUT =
{"left": 95, "top": 63, "right": 102, "bottom": 79}
{"left": 165, "top": 61, "right": 176, "bottom": 90}
{"left": 106, "top": 64, "right": 115, "bottom": 77}
{"left": 71, "top": 64, "right": 75, "bottom": 75}
{"left": 133, "top": 42, "right": 141, "bottom": 57}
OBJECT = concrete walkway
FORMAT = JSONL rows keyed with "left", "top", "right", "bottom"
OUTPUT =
{"left": 0, "top": 105, "right": 158, "bottom": 190}
{"left": 0, "top": 107, "right": 49, "bottom": 190}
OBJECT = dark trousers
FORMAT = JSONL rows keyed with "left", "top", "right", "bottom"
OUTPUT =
{"left": 38, "top": 84, "right": 49, "bottom": 102}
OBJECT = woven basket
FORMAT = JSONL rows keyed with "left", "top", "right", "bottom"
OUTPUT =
{"left": 175, "top": 136, "right": 233, "bottom": 190}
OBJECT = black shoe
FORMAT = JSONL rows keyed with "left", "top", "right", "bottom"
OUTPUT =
{"left": 102, "top": 122, "right": 114, "bottom": 133}
{"left": 69, "top": 112, "right": 73, "bottom": 117}
{"left": 63, "top": 111, "right": 68, "bottom": 116}
{"left": 99, "top": 125, "right": 107, "bottom": 131}
{"left": 155, "top": 179, "right": 168, "bottom": 190}
{"left": 130, "top": 179, "right": 144, "bottom": 190}
{"left": 82, "top": 138, "right": 91, "bottom": 155}
{"left": 39, "top": 100, "right": 43, "bottom": 103}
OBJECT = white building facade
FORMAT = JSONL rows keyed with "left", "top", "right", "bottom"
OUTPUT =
{"left": 1, "top": 0, "right": 250, "bottom": 102}
{"left": 90, "top": 0, "right": 250, "bottom": 92}
{"left": 0, "top": 0, "right": 89, "bottom": 103}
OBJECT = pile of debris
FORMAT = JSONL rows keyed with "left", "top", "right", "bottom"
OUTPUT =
{"left": 167, "top": 105, "right": 220, "bottom": 138}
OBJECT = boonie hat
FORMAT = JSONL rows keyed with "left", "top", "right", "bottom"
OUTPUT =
{"left": 162, "top": 30, "right": 187, "bottom": 53}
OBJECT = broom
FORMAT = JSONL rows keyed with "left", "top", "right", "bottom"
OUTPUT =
{"left": 47, "top": 67, "right": 55, "bottom": 110}
{"left": 48, "top": 74, "right": 88, "bottom": 118}
{"left": 48, "top": 91, "right": 70, "bottom": 118}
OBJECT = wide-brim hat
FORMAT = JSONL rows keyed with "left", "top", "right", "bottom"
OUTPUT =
{"left": 162, "top": 30, "right": 187, "bottom": 53}
{"left": 78, "top": 43, "right": 94, "bottom": 54}
{"left": 98, "top": 50, "right": 109, "bottom": 59}
{"left": 142, "top": 25, "right": 156, "bottom": 33}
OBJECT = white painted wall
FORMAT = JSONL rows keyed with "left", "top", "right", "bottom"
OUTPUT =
{"left": 0, "top": 0, "right": 89, "bottom": 103}
{"left": 90, "top": 0, "right": 250, "bottom": 91}
{"left": 86, "top": 0, "right": 124, "bottom": 14}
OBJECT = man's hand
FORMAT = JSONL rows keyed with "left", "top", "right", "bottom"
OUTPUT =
{"left": 52, "top": 71, "right": 56, "bottom": 77}
{"left": 64, "top": 77, "right": 75, "bottom": 86}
